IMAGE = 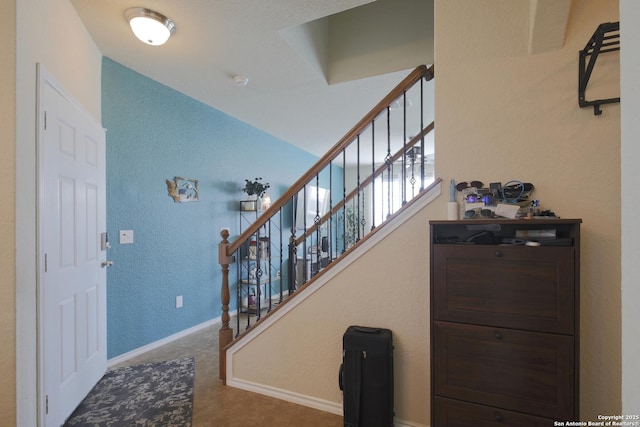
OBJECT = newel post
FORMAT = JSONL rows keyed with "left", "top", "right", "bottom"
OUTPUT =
{"left": 218, "top": 228, "right": 234, "bottom": 384}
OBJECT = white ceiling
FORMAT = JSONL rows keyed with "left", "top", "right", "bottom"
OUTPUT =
{"left": 70, "top": 0, "right": 435, "bottom": 157}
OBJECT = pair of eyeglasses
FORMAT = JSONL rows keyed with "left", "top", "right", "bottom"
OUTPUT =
{"left": 465, "top": 193, "right": 494, "bottom": 205}
{"left": 464, "top": 208, "right": 494, "bottom": 218}
{"left": 456, "top": 181, "right": 484, "bottom": 191}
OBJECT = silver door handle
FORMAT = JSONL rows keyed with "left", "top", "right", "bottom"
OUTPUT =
{"left": 101, "top": 261, "right": 114, "bottom": 268}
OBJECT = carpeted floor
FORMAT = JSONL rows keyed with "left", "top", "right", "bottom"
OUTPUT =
{"left": 88, "top": 322, "right": 342, "bottom": 426}
{"left": 64, "top": 357, "right": 195, "bottom": 427}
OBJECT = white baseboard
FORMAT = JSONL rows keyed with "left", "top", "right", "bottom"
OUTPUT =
{"left": 395, "top": 418, "right": 429, "bottom": 427}
{"left": 107, "top": 310, "right": 238, "bottom": 367}
{"left": 227, "top": 377, "right": 343, "bottom": 416}
{"left": 223, "top": 377, "right": 428, "bottom": 427}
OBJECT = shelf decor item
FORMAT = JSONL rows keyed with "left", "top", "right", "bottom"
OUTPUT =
{"left": 259, "top": 236, "right": 269, "bottom": 258}
{"left": 240, "top": 177, "right": 270, "bottom": 211}
{"left": 240, "top": 200, "right": 257, "bottom": 211}
{"left": 248, "top": 240, "right": 257, "bottom": 259}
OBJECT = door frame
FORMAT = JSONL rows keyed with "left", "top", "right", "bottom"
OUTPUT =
{"left": 35, "top": 64, "right": 107, "bottom": 426}
{"left": 36, "top": 62, "right": 51, "bottom": 427}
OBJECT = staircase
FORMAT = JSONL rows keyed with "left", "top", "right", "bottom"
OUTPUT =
{"left": 217, "top": 65, "right": 436, "bottom": 386}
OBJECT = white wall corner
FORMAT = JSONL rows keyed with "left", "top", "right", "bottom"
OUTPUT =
{"left": 528, "top": 0, "right": 572, "bottom": 54}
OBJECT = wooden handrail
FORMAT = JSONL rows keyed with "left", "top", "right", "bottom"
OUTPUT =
{"left": 218, "top": 64, "right": 434, "bottom": 382}
{"left": 293, "top": 123, "right": 434, "bottom": 245}
{"left": 226, "top": 64, "right": 434, "bottom": 256}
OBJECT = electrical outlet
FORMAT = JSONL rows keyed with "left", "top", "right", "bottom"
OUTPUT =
{"left": 176, "top": 295, "right": 183, "bottom": 308}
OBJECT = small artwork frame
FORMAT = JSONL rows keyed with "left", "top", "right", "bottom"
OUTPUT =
{"left": 166, "top": 176, "right": 199, "bottom": 203}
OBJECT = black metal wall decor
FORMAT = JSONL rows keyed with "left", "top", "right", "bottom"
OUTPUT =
{"left": 578, "top": 22, "right": 620, "bottom": 116}
{"left": 578, "top": 21, "right": 620, "bottom": 115}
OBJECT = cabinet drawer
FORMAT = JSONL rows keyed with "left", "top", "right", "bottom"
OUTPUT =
{"left": 434, "top": 397, "right": 553, "bottom": 427}
{"left": 433, "top": 321, "right": 575, "bottom": 420}
{"left": 433, "top": 245, "right": 575, "bottom": 333}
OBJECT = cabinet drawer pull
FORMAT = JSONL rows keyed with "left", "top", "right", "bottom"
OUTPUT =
{"left": 495, "top": 332, "right": 503, "bottom": 340}
{"left": 495, "top": 412, "right": 504, "bottom": 422}
{"left": 495, "top": 250, "right": 503, "bottom": 257}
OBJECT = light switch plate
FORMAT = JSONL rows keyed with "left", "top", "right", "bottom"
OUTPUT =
{"left": 119, "top": 230, "right": 134, "bottom": 244}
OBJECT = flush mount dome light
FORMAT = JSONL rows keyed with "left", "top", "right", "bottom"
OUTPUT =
{"left": 125, "top": 7, "right": 175, "bottom": 46}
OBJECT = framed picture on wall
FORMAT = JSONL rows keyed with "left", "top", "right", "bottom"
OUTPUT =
{"left": 166, "top": 176, "right": 199, "bottom": 203}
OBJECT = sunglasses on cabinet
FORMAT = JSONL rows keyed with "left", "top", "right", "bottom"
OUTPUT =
{"left": 456, "top": 181, "right": 484, "bottom": 191}
{"left": 464, "top": 208, "right": 494, "bottom": 219}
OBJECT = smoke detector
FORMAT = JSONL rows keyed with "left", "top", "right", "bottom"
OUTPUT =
{"left": 234, "top": 76, "right": 249, "bottom": 86}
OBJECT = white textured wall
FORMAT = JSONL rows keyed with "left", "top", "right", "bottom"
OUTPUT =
{"left": 329, "top": 0, "right": 434, "bottom": 83}
{"left": 231, "top": 199, "right": 440, "bottom": 424}
{"left": 229, "top": 0, "right": 622, "bottom": 424}
{"left": 435, "top": 0, "right": 621, "bottom": 419}
{"left": 15, "top": 0, "right": 102, "bottom": 424}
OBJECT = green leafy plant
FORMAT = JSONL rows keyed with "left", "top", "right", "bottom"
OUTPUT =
{"left": 344, "top": 204, "right": 365, "bottom": 249}
{"left": 242, "top": 177, "right": 270, "bottom": 198}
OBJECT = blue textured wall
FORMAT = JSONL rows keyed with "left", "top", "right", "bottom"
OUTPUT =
{"left": 102, "top": 58, "right": 321, "bottom": 359}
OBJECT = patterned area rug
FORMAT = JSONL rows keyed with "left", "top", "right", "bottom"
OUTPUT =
{"left": 64, "top": 357, "right": 194, "bottom": 427}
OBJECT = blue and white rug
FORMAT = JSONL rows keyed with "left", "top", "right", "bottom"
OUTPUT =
{"left": 64, "top": 357, "right": 194, "bottom": 426}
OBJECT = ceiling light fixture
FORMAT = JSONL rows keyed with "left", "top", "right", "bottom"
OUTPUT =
{"left": 125, "top": 7, "right": 175, "bottom": 46}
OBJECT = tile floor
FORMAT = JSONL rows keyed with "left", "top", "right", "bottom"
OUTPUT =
{"left": 114, "top": 322, "right": 343, "bottom": 426}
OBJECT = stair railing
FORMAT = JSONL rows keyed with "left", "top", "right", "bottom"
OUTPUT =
{"left": 218, "top": 64, "right": 434, "bottom": 383}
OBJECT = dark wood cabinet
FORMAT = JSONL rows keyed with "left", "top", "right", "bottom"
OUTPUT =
{"left": 434, "top": 397, "right": 553, "bottom": 427}
{"left": 430, "top": 219, "right": 581, "bottom": 426}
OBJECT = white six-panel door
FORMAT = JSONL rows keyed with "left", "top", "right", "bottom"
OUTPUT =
{"left": 38, "top": 67, "right": 107, "bottom": 427}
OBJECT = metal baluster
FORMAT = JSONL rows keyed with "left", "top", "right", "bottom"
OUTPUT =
{"left": 328, "top": 160, "right": 333, "bottom": 264}
{"left": 342, "top": 148, "right": 347, "bottom": 253}
{"left": 389, "top": 163, "right": 394, "bottom": 218}
{"left": 318, "top": 174, "right": 322, "bottom": 273}
{"left": 251, "top": 228, "right": 262, "bottom": 322}
{"left": 371, "top": 120, "right": 376, "bottom": 230}
{"left": 289, "top": 195, "right": 297, "bottom": 293}
{"left": 235, "top": 247, "right": 241, "bottom": 337}
{"left": 278, "top": 207, "right": 283, "bottom": 304}
{"left": 385, "top": 106, "right": 392, "bottom": 220}
{"left": 420, "top": 76, "right": 425, "bottom": 191}
{"left": 410, "top": 146, "right": 417, "bottom": 198}
{"left": 301, "top": 185, "right": 307, "bottom": 283}
{"left": 361, "top": 189, "right": 366, "bottom": 238}
{"left": 356, "top": 135, "right": 361, "bottom": 243}
{"left": 402, "top": 91, "right": 407, "bottom": 206}
{"left": 244, "top": 243, "right": 251, "bottom": 331}
{"left": 267, "top": 217, "right": 272, "bottom": 312}
{"left": 379, "top": 168, "right": 385, "bottom": 223}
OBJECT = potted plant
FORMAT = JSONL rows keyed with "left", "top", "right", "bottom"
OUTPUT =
{"left": 240, "top": 177, "right": 270, "bottom": 211}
